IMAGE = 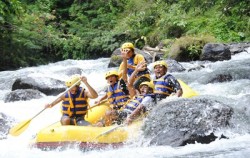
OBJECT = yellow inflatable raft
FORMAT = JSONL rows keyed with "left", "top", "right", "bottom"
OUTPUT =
{"left": 31, "top": 80, "right": 198, "bottom": 150}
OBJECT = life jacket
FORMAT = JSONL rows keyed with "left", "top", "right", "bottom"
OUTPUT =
{"left": 153, "top": 74, "right": 175, "bottom": 98}
{"left": 127, "top": 54, "right": 150, "bottom": 79}
{"left": 124, "top": 94, "right": 155, "bottom": 112}
{"left": 107, "top": 81, "right": 130, "bottom": 110}
{"left": 61, "top": 87, "right": 88, "bottom": 117}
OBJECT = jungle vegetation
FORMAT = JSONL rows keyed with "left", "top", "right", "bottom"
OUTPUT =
{"left": 0, "top": 0, "right": 249, "bottom": 70}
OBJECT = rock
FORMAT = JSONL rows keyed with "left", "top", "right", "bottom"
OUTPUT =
{"left": 165, "top": 59, "right": 186, "bottom": 73}
{"left": 12, "top": 77, "right": 66, "bottom": 96}
{"left": 142, "top": 97, "right": 233, "bottom": 147}
{"left": 201, "top": 43, "right": 231, "bottom": 61}
{"left": 4, "top": 89, "right": 45, "bottom": 102}
{"left": 187, "top": 65, "right": 205, "bottom": 72}
{"left": 227, "top": 42, "right": 250, "bottom": 55}
{"left": 208, "top": 74, "right": 233, "bottom": 83}
{"left": 196, "top": 59, "right": 250, "bottom": 84}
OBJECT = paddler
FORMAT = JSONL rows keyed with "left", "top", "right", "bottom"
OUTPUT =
{"left": 45, "top": 74, "right": 98, "bottom": 126}
{"left": 153, "top": 60, "right": 183, "bottom": 100}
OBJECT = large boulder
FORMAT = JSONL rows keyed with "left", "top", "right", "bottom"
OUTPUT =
{"left": 4, "top": 89, "right": 45, "bottom": 102}
{"left": 12, "top": 77, "right": 66, "bottom": 96}
{"left": 201, "top": 43, "right": 231, "bottom": 61}
{"left": 142, "top": 97, "right": 233, "bottom": 147}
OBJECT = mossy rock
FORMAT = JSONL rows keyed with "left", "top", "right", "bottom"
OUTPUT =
{"left": 166, "top": 35, "right": 216, "bottom": 61}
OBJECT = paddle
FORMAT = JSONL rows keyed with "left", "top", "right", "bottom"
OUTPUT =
{"left": 95, "top": 114, "right": 145, "bottom": 139}
{"left": 88, "top": 99, "right": 108, "bottom": 110}
{"left": 9, "top": 79, "right": 81, "bottom": 136}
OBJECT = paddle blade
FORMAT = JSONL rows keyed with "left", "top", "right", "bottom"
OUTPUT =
{"left": 9, "top": 119, "right": 31, "bottom": 136}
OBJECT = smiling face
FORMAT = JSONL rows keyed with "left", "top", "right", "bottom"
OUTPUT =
{"left": 106, "top": 75, "right": 118, "bottom": 86}
{"left": 121, "top": 48, "right": 133, "bottom": 59}
{"left": 139, "top": 84, "right": 150, "bottom": 95}
{"left": 154, "top": 65, "right": 167, "bottom": 78}
{"left": 69, "top": 86, "right": 78, "bottom": 94}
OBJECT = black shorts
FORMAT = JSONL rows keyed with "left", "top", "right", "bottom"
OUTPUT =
{"left": 62, "top": 116, "right": 90, "bottom": 126}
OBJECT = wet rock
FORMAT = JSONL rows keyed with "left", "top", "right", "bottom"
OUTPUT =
{"left": 4, "top": 89, "right": 45, "bottom": 102}
{"left": 201, "top": 43, "right": 231, "bottom": 61}
{"left": 227, "top": 42, "right": 250, "bottom": 55}
{"left": 12, "top": 77, "right": 66, "bottom": 96}
{"left": 165, "top": 59, "right": 186, "bottom": 73}
{"left": 187, "top": 65, "right": 205, "bottom": 72}
{"left": 142, "top": 97, "right": 233, "bottom": 147}
{"left": 208, "top": 74, "right": 233, "bottom": 83}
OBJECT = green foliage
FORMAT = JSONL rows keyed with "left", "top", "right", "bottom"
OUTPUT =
{"left": 0, "top": 0, "right": 249, "bottom": 70}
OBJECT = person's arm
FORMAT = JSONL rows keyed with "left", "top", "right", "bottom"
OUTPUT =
{"left": 175, "top": 89, "right": 183, "bottom": 97}
{"left": 128, "top": 61, "right": 147, "bottom": 86}
{"left": 121, "top": 49, "right": 128, "bottom": 83}
{"left": 45, "top": 96, "right": 64, "bottom": 109}
{"left": 94, "top": 94, "right": 108, "bottom": 104}
{"left": 168, "top": 76, "right": 183, "bottom": 97}
{"left": 127, "top": 54, "right": 146, "bottom": 70}
{"left": 125, "top": 96, "right": 152, "bottom": 125}
{"left": 127, "top": 61, "right": 147, "bottom": 97}
{"left": 81, "top": 76, "right": 98, "bottom": 99}
{"left": 126, "top": 105, "right": 144, "bottom": 125}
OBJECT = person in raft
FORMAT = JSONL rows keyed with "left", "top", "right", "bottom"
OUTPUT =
{"left": 118, "top": 42, "right": 151, "bottom": 91}
{"left": 45, "top": 74, "right": 98, "bottom": 126}
{"left": 94, "top": 69, "right": 130, "bottom": 126}
{"left": 107, "top": 62, "right": 156, "bottom": 126}
{"left": 152, "top": 60, "right": 183, "bottom": 100}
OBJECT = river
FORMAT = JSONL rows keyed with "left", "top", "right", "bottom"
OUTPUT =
{"left": 0, "top": 49, "right": 250, "bottom": 158}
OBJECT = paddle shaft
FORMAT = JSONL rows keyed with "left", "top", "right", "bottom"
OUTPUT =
{"left": 88, "top": 99, "right": 108, "bottom": 110}
{"left": 95, "top": 124, "right": 124, "bottom": 139}
{"left": 95, "top": 113, "right": 145, "bottom": 139}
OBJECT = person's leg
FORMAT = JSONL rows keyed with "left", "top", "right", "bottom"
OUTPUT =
{"left": 76, "top": 117, "right": 91, "bottom": 126}
{"left": 60, "top": 116, "right": 71, "bottom": 125}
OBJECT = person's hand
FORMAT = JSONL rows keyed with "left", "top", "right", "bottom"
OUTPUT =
{"left": 94, "top": 100, "right": 100, "bottom": 104}
{"left": 125, "top": 117, "right": 133, "bottom": 125}
{"left": 45, "top": 103, "right": 51, "bottom": 109}
{"left": 120, "top": 48, "right": 128, "bottom": 59}
{"left": 127, "top": 64, "right": 134, "bottom": 69}
{"left": 80, "top": 76, "right": 87, "bottom": 83}
{"left": 94, "top": 122, "right": 104, "bottom": 127}
{"left": 135, "top": 61, "right": 147, "bottom": 71}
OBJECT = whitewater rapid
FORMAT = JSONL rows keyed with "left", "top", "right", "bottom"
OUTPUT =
{"left": 1, "top": 50, "right": 250, "bottom": 158}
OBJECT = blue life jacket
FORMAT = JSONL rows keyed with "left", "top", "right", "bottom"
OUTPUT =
{"left": 153, "top": 74, "right": 175, "bottom": 98}
{"left": 107, "top": 81, "right": 130, "bottom": 110}
{"left": 127, "top": 54, "right": 150, "bottom": 79}
{"left": 125, "top": 94, "right": 155, "bottom": 112}
{"left": 61, "top": 87, "right": 88, "bottom": 117}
